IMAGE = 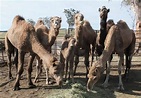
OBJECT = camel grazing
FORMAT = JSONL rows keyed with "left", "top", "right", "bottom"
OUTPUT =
{"left": 60, "top": 34, "right": 76, "bottom": 83}
{"left": 33, "top": 16, "right": 62, "bottom": 83}
{"left": 73, "top": 13, "right": 97, "bottom": 78}
{"left": 87, "top": 20, "right": 136, "bottom": 91}
{"left": 5, "top": 15, "right": 64, "bottom": 90}
{"left": 96, "top": 6, "right": 110, "bottom": 56}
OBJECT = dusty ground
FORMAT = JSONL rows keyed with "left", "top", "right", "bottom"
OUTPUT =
{"left": 0, "top": 51, "right": 141, "bottom": 98}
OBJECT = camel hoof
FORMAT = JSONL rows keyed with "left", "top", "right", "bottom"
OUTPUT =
{"left": 117, "top": 86, "right": 124, "bottom": 91}
{"left": 34, "top": 79, "right": 38, "bottom": 83}
{"left": 28, "top": 84, "right": 36, "bottom": 88}
{"left": 13, "top": 86, "right": 20, "bottom": 91}
{"left": 102, "top": 83, "right": 109, "bottom": 88}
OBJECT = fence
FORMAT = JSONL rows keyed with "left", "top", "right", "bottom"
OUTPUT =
{"left": 0, "top": 29, "right": 141, "bottom": 63}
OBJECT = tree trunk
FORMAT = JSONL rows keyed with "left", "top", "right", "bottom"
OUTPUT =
{"left": 132, "top": 0, "right": 141, "bottom": 21}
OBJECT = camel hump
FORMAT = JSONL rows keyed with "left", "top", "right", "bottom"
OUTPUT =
{"left": 117, "top": 20, "right": 129, "bottom": 29}
{"left": 12, "top": 15, "right": 25, "bottom": 24}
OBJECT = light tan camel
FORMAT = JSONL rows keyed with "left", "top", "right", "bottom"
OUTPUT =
{"left": 134, "top": 21, "right": 141, "bottom": 54}
{"left": 73, "top": 13, "right": 97, "bottom": 78}
{"left": 87, "top": 20, "right": 136, "bottom": 91}
{"left": 33, "top": 16, "right": 62, "bottom": 83}
{"left": 5, "top": 15, "right": 64, "bottom": 91}
{"left": 60, "top": 34, "right": 76, "bottom": 83}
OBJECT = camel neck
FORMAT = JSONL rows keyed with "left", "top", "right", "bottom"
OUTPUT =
{"left": 31, "top": 35, "right": 52, "bottom": 61}
{"left": 48, "top": 28, "right": 59, "bottom": 45}
{"left": 99, "top": 30, "right": 115, "bottom": 68}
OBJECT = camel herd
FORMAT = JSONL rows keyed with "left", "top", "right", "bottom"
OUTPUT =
{"left": 3, "top": 6, "right": 136, "bottom": 91}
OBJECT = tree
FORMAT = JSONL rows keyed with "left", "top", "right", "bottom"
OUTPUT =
{"left": 26, "top": 19, "right": 35, "bottom": 26}
{"left": 39, "top": 17, "right": 50, "bottom": 28}
{"left": 122, "top": 0, "right": 141, "bottom": 22}
{"left": 63, "top": 8, "right": 79, "bottom": 34}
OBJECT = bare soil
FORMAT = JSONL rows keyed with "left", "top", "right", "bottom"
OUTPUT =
{"left": 0, "top": 52, "right": 141, "bottom": 98}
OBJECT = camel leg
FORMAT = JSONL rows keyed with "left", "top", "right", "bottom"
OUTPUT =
{"left": 7, "top": 51, "right": 12, "bottom": 79}
{"left": 84, "top": 46, "right": 90, "bottom": 79}
{"left": 27, "top": 54, "right": 36, "bottom": 88}
{"left": 74, "top": 55, "right": 79, "bottom": 75}
{"left": 70, "top": 60, "right": 74, "bottom": 83}
{"left": 13, "top": 49, "right": 18, "bottom": 72}
{"left": 45, "top": 68, "right": 49, "bottom": 85}
{"left": 34, "top": 56, "right": 42, "bottom": 83}
{"left": 13, "top": 51, "right": 25, "bottom": 91}
{"left": 117, "top": 54, "right": 124, "bottom": 90}
{"left": 102, "top": 59, "right": 111, "bottom": 87}
{"left": 124, "top": 55, "right": 132, "bottom": 80}
{"left": 65, "top": 61, "right": 68, "bottom": 81}
{"left": 5, "top": 36, "right": 14, "bottom": 79}
{"left": 90, "top": 44, "right": 95, "bottom": 66}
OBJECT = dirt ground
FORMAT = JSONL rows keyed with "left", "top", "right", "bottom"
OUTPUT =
{"left": 0, "top": 52, "right": 141, "bottom": 98}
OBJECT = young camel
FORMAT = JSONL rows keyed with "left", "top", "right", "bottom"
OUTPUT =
{"left": 34, "top": 16, "right": 62, "bottom": 83}
{"left": 60, "top": 34, "right": 76, "bottom": 83}
{"left": 87, "top": 20, "right": 136, "bottom": 91}
{"left": 5, "top": 15, "right": 64, "bottom": 91}
{"left": 74, "top": 13, "right": 97, "bottom": 78}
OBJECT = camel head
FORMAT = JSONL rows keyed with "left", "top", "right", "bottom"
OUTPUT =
{"left": 50, "top": 16, "right": 62, "bottom": 34}
{"left": 136, "top": 21, "right": 141, "bottom": 30}
{"left": 48, "top": 57, "right": 64, "bottom": 86}
{"left": 74, "top": 13, "right": 84, "bottom": 47}
{"left": 87, "top": 60, "right": 103, "bottom": 91}
{"left": 106, "top": 19, "right": 115, "bottom": 32}
{"left": 99, "top": 6, "right": 110, "bottom": 20}
{"left": 74, "top": 13, "right": 84, "bottom": 25}
{"left": 35, "top": 19, "right": 44, "bottom": 27}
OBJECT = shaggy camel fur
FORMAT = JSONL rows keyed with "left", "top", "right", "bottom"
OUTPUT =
{"left": 33, "top": 17, "right": 62, "bottom": 83}
{"left": 96, "top": 6, "right": 110, "bottom": 56}
{"left": 87, "top": 20, "right": 136, "bottom": 91}
{"left": 73, "top": 13, "right": 97, "bottom": 78}
{"left": 5, "top": 15, "right": 64, "bottom": 90}
{"left": 60, "top": 34, "right": 76, "bottom": 83}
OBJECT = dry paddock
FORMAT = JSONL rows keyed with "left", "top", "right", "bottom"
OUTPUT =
{"left": 0, "top": 31, "right": 141, "bottom": 98}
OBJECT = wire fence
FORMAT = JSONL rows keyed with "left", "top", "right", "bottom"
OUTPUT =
{"left": 0, "top": 29, "right": 141, "bottom": 63}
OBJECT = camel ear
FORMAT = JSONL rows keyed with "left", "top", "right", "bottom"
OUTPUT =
{"left": 59, "top": 17, "right": 62, "bottom": 23}
{"left": 107, "top": 9, "right": 110, "bottom": 12}
{"left": 50, "top": 17, "right": 53, "bottom": 22}
{"left": 99, "top": 8, "right": 101, "bottom": 12}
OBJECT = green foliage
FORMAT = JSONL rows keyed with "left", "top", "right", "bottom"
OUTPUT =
{"left": 63, "top": 8, "right": 79, "bottom": 27}
{"left": 121, "top": 0, "right": 132, "bottom": 6}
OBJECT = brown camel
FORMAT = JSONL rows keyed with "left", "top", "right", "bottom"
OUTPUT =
{"left": 33, "top": 16, "right": 62, "bottom": 83}
{"left": 5, "top": 15, "right": 64, "bottom": 91}
{"left": 73, "top": 13, "right": 97, "bottom": 78}
{"left": 96, "top": 6, "right": 110, "bottom": 56}
{"left": 60, "top": 34, "right": 76, "bottom": 83}
{"left": 87, "top": 20, "right": 136, "bottom": 91}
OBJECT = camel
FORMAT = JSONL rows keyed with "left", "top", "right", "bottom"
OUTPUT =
{"left": 73, "top": 13, "right": 97, "bottom": 78}
{"left": 60, "top": 34, "right": 76, "bottom": 83}
{"left": 134, "top": 21, "right": 141, "bottom": 54}
{"left": 33, "top": 16, "right": 62, "bottom": 83}
{"left": 96, "top": 6, "right": 110, "bottom": 56}
{"left": 87, "top": 20, "right": 136, "bottom": 91}
{"left": 5, "top": 15, "right": 64, "bottom": 90}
